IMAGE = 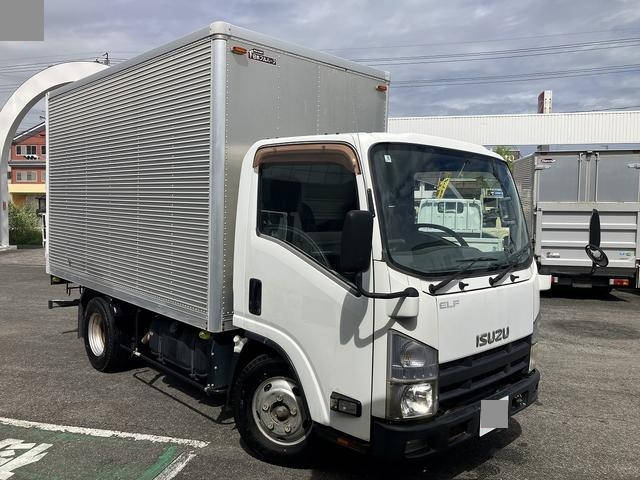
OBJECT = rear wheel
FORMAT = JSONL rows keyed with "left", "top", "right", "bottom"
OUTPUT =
{"left": 232, "top": 353, "right": 312, "bottom": 463}
{"left": 82, "top": 297, "right": 128, "bottom": 372}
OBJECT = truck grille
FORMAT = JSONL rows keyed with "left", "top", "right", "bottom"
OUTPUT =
{"left": 438, "top": 337, "right": 531, "bottom": 410}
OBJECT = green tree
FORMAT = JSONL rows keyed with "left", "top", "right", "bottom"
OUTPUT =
{"left": 493, "top": 146, "right": 517, "bottom": 171}
{"left": 8, "top": 203, "right": 42, "bottom": 245}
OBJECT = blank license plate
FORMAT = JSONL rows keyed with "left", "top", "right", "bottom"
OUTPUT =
{"left": 479, "top": 395, "right": 509, "bottom": 436}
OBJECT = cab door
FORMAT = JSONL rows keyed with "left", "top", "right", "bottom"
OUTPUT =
{"left": 237, "top": 142, "right": 375, "bottom": 441}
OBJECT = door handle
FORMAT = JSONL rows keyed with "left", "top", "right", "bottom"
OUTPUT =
{"left": 249, "top": 278, "right": 262, "bottom": 315}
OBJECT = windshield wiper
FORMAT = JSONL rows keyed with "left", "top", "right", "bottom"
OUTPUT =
{"left": 429, "top": 256, "right": 498, "bottom": 295}
{"left": 489, "top": 245, "right": 531, "bottom": 286}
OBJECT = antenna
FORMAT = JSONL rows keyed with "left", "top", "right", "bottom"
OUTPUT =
{"left": 96, "top": 52, "right": 110, "bottom": 65}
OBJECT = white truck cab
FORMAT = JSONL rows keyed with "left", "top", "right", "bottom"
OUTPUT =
{"left": 228, "top": 132, "right": 542, "bottom": 458}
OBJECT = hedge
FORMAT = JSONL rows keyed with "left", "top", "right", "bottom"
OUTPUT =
{"left": 8, "top": 203, "right": 43, "bottom": 246}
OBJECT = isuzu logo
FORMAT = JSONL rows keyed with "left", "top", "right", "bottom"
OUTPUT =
{"left": 476, "top": 327, "right": 510, "bottom": 347}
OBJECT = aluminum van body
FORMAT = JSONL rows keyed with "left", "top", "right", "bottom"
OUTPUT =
{"left": 46, "top": 22, "right": 389, "bottom": 332}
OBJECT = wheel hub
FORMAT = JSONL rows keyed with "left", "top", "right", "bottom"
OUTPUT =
{"left": 252, "top": 377, "right": 308, "bottom": 446}
{"left": 273, "top": 405, "right": 290, "bottom": 421}
{"left": 87, "top": 312, "right": 106, "bottom": 357}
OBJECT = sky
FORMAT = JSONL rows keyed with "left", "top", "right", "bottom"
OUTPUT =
{"left": 1, "top": 0, "right": 640, "bottom": 132}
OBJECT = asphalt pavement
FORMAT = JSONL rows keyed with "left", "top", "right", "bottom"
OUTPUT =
{"left": 1, "top": 248, "right": 638, "bottom": 479}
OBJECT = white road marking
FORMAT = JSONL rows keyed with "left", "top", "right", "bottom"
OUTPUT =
{"left": 0, "top": 417, "right": 208, "bottom": 449}
{"left": 0, "top": 440, "right": 52, "bottom": 479}
{"left": 154, "top": 451, "right": 197, "bottom": 480}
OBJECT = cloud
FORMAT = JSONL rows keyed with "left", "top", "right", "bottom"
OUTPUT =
{"left": 1, "top": 0, "right": 639, "bottom": 131}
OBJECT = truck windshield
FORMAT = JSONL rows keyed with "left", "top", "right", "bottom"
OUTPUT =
{"left": 369, "top": 142, "right": 530, "bottom": 278}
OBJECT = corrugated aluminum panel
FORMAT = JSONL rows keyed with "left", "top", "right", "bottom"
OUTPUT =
{"left": 389, "top": 111, "right": 640, "bottom": 146}
{"left": 48, "top": 38, "right": 212, "bottom": 328}
{"left": 219, "top": 35, "right": 388, "bottom": 324}
{"left": 512, "top": 154, "right": 536, "bottom": 238}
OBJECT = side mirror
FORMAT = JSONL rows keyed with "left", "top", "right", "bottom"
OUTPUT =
{"left": 341, "top": 210, "right": 419, "bottom": 300}
{"left": 340, "top": 210, "right": 374, "bottom": 274}
{"left": 586, "top": 209, "right": 609, "bottom": 268}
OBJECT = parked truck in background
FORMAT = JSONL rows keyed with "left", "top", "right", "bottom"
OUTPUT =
{"left": 513, "top": 148, "right": 640, "bottom": 291}
{"left": 46, "top": 22, "right": 545, "bottom": 461}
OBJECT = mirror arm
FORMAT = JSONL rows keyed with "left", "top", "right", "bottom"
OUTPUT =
{"left": 354, "top": 274, "right": 419, "bottom": 299}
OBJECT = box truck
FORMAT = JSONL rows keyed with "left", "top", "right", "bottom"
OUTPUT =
{"left": 513, "top": 148, "right": 640, "bottom": 291}
{"left": 46, "top": 22, "right": 544, "bottom": 461}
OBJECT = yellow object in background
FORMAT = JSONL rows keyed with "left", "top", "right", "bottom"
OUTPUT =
{"left": 436, "top": 177, "right": 450, "bottom": 199}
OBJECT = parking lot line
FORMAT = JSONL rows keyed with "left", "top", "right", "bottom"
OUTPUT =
{"left": 0, "top": 417, "right": 208, "bottom": 449}
{"left": 153, "top": 452, "right": 197, "bottom": 480}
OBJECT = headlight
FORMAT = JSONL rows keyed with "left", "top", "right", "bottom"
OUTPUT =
{"left": 401, "top": 383, "right": 434, "bottom": 417}
{"left": 387, "top": 331, "right": 438, "bottom": 419}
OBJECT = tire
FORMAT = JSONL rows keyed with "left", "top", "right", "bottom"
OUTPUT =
{"left": 82, "top": 297, "right": 128, "bottom": 372}
{"left": 232, "top": 353, "right": 312, "bottom": 463}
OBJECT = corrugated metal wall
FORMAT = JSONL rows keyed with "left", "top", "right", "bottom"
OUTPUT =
{"left": 512, "top": 154, "right": 536, "bottom": 238}
{"left": 389, "top": 111, "right": 640, "bottom": 146}
{"left": 48, "top": 38, "right": 212, "bottom": 327}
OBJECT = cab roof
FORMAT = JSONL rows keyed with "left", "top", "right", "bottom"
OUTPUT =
{"left": 252, "top": 132, "right": 504, "bottom": 161}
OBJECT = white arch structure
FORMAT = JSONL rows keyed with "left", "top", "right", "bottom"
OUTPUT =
{"left": 0, "top": 61, "right": 108, "bottom": 246}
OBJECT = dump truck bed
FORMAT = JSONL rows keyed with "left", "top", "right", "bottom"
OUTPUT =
{"left": 513, "top": 149, "right": 640, "bottom": 286}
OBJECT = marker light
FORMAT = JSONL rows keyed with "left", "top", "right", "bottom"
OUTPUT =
{"left": 231, "top": 46, "right": 247, "bottom": 55}
{"left": 376, "top": 84, "right": 388, "bottom": 92}
{"left": 530, "top": 311, "right": 541, "bottom": 372}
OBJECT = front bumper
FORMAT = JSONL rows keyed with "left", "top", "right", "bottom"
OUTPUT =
{"left": 371, "top": 370, "right": 540, "bottom": 459}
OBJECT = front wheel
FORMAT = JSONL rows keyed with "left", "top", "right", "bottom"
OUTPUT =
{"left": 232, "top": 353, "right": 312, "bottom": 463}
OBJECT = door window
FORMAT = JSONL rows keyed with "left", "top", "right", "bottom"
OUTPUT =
{"left": 258, "top": 159, "right": 359, "bottom": 273}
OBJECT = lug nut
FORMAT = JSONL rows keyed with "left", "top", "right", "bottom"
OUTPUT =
{"left": 262, "top": 403, "right": 269, "bottom": 411}
{"left": 291, "top": 408, "right": 297, "bottom": 416}
{"left": 267, "top": 423, "right": 274, "bottom": 430}
{"left": 276, "top": 395, "right": 283, "bottom": 402}
{"left": 284, "top": 425, "right": 291, "bottom": 433}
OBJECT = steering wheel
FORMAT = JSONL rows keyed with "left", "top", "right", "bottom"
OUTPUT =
{"left": 413, "top": 223, "right": 469, "bottom": 249}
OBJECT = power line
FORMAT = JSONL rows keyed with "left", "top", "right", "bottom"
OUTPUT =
{"left": 325, "top": 26, "right": 640, "bottom": 52}
{"left": 395, "top": 63, "right": 640, "bottom": 84}
{"left": 0, "top": 59, "right": 126, "bottom": 82}
{"left": 0, "top": 51, "right": 137, "bottom": 63}
{"left": 352, "top": 37, "right": 640, "bottom": 65}
{"left": 353, "top": 37, "right": 640, "bottom": 62}
{"left": 584, "top": 105, "right": 640, "bottom": 112}
{"left": 0, "top": 59, "right": 101, "bottom": 74}
{"left": 0, "top": 55, "right": 128, "bottom": 73}
{"left": 394, "top": 63, "right": 640, "bottom": 88}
